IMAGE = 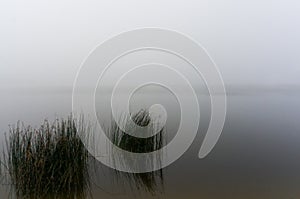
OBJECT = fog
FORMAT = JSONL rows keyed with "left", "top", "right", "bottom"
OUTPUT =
{"left": 1, "top": 0, "right": 300, "bottom": 89}
{"left": 1, "top": 1, "right": 300, "bottom": 198}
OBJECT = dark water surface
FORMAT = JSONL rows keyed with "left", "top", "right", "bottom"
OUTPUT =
{"left": 1, "top": 88, "right": 300, "bottom": 198}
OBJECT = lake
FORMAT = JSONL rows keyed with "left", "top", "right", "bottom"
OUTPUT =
{"left": 0, "top": 87, "right": 300, "bottom": 198}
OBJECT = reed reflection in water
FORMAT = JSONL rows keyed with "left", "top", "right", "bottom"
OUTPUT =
{"left": 109, "top": 109, "right": 165, "bottom": 195}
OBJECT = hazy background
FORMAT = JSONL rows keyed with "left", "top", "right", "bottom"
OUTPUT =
{"left": 1, "top": 1, "right": 300, "bottom": 198}
{"left": 1, "top": 0, "right": 300, "bottom": 89}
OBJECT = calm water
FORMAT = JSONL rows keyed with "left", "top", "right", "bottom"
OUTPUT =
{"left": 1, "top": 88, "right": 300, "bottom": 198}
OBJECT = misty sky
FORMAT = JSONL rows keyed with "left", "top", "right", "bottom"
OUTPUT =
{"left": 1, "top": 0, "right": 300, "bottom": 89}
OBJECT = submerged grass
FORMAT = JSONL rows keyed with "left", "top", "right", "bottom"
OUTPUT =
{"left": 0, "top": 110, "right": 166, "bottom": 198}
{"left": 110, "top": 109, "right": 165, "bottom": 195}
{"left": 1, "top": 116, "right": 90, "bottom": 199}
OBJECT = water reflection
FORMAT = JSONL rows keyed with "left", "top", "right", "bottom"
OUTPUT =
{"left": 109, "top": 109, "right": 165, "bottom": 195}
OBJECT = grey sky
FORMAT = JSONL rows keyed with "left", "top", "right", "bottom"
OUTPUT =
{"left": 1, "top": 0, "right": 300, "bottom": 89}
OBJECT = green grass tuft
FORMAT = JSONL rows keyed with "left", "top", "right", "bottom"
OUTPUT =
{"left": 1, "top": 116, "right": 90, "bottom": 199}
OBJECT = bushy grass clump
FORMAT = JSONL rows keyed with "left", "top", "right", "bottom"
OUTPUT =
{"left": 0, "top": 110, "right": 166, "bottom": 198}
{"left": 2, "top": 117, "right": 90, "bottom": 199}
{"left": 110, "top": 109, "right": 165, "bottom": 195}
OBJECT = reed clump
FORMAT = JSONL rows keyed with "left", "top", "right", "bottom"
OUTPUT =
{"left": 110, "top": 109, "right": 165, "bottom": 195}
{"left": 2, "top": 117, "right": 89, "bottom": 199}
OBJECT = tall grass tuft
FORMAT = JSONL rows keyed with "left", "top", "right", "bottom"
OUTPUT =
{"left": 2, "top": 116, "right": 90, "bottom": 199}
{"left": 110, "top": 109, "right": 165, "bottom": 195}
